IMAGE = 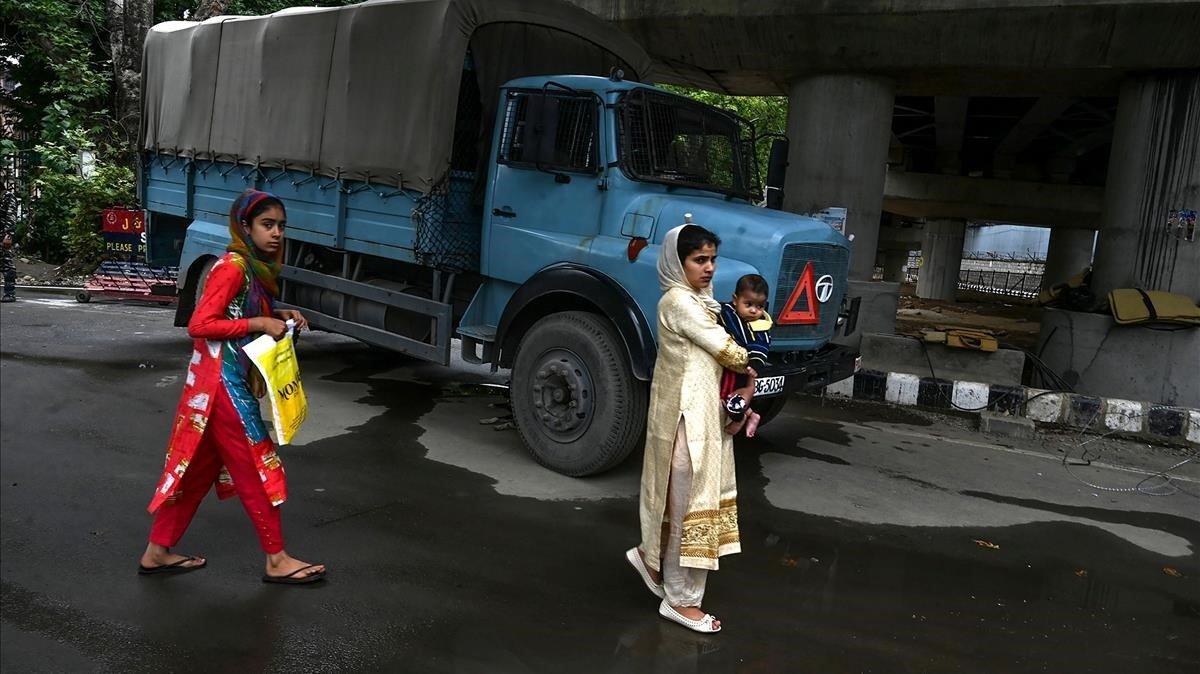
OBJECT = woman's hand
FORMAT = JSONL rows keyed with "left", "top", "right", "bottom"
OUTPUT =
{"left": 274, "top": 308, "right": 309, "bottom": 331}
{"left": 250, "top": 316, "right": 289, "bottom": 340}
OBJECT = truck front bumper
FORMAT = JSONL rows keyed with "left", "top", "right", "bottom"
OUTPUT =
{"left": 753, "top": 343, "right": 859, "bottom": 398}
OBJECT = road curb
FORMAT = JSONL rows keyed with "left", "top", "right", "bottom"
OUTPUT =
{"left": 821, "top": 369, "right": 1200, "bottom": 448}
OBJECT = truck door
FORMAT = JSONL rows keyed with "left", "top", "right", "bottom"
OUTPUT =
{"left": 485, "top": 87, "right": 605, "bottom": 282}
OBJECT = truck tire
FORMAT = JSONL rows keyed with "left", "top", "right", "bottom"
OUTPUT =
{"left": 511, "top": 311, "right": 648, "bottom": 476}
{"left": 752, "top": 394, "right": 790, "bottom": 428}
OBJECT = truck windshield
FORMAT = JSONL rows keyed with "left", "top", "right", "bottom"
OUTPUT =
{"left": 617, "top": 89, "right": 756, "bottom": 200}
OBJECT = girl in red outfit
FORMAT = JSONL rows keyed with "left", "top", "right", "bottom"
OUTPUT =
{"left": 138, "top": 189, "right": 326, "bottom": 585}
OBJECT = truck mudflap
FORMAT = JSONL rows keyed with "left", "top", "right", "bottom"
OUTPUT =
{"left": 752, "top": 343, "right": 859, "bottom": 398}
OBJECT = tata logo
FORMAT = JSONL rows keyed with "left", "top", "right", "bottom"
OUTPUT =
{"left": 778, "top": 262, "right": 834, "bottom": 326}
{"left": 815, "top": 275, "right": 835, "bottom": 304}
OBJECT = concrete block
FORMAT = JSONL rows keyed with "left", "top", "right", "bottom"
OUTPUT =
{"left": 853, "top": 369, "right": 888, "bottom": 401}
{"left": 826, "top": 375, "right": 855, "bottom": 398}
{"left": 979, "top": 411, "right": 1036, "bottom": 440}
{"left": 1103, "top": 399, "right": 1144, "bottom": 433}
{"left": 1147, "top": 407, "right": 1187, "bottom": 439}
{"left": 860, "top": 332, "right": 1025, "bottom": 386}
{"left": 885, "top": 372, "right": 920, "bottom": 406}
{"left": 833, "top": 281, "right": 899, "bottom": 351}
{"left": 1024, "top": 389, "right": 1064, "bottom": 423}
{"left": 951, "top": 381, "right": 990, "bottom": 412}
{"left": 917, "top": 377, "right": 953, "bottom": 409}
{"left": 1066, "top": 394, "right": 1104, "bottom": 430}
{"left": 1038, "top": 308, "right": 1200, "bottom": 408}
{"left": 987, "top": 384, "right": 1025, "bottom": 416}
{"left": 1189, "top": 410, "right": 1200, "bottom": 445}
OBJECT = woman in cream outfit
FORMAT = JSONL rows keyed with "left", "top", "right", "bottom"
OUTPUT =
{"left": 626, "top": 221, "right": 753, "bottom": 633}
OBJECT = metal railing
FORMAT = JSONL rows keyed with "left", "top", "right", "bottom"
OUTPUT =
{"left": 957, "top": 255, "right": 1044, "bottom": 299}
{"left": 901, "top": 252, "right": 1045, "bottom": 299}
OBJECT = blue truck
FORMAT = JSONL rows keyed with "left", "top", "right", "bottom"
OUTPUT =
{"left": 139, "top": 0, "right": 859, "bottom": 475}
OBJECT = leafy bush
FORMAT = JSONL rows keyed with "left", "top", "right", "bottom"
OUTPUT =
{"left": 27, "top": 129, "right": 134, "bottom": 268}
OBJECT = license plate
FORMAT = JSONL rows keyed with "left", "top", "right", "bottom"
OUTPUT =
{"left": 755, "top": 376, "right": 785, "bottom": 397}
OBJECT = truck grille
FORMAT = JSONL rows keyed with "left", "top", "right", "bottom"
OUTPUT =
{"left": 771, "top": 243, "right": 849, "bottom": 342}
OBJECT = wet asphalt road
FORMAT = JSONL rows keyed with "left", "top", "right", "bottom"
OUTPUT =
{"left": 2, "top": 292, "right": 1198, "bottom": 673}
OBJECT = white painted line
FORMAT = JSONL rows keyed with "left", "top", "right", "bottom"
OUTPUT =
{"left": 885, "top": 372, "right": 920, "bottom": 406}
{"left": 18, "top": 298, "right": 81, "bottom": 308}
{"left": 826, "top": 376, "right": 854, "bottom": 398}
{"left": 1025, "top": 389, "right": 1063, "bottom": 423}
{"left": 951, "top": 380, "right": 989, "bottom": 411}
{"left": 1104, "top": 399, "right": 1144, "bottom": 433}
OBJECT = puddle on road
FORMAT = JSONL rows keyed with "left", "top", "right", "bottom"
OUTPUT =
{"left": 414, "top": 383, "right": 638, "bottom": 502}
{"left": 756, "top": 447, "right": 1194, "bottom": 557}
{"left": 6, "top": 336, "right": 1198, "bottom": 674}
{"left": 434, "top": 381, "right": 510, "bottom": 399}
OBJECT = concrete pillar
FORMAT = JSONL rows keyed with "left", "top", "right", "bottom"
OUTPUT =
{"left": 1092, "top": 72, "right": 1200, "bottom": 300}
{"left": 1041, "top": 228, "right": 1096, "bottom": 290}
{"left": 881, "top": 249, "right": 909, "bottom": 283}
{"left": 783, "top": 74, "right": 895, "bottom": 281}
{"left": 915, "top": 219, "right": 966, "bottom": 300}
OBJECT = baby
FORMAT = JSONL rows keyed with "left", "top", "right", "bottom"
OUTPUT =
{"left": 717, "top": 274, "right": 773, "bottom": 437}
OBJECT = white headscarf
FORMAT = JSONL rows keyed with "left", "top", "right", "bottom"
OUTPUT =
{"left": 658, "top": 224, "right": 722, "bottom": 314}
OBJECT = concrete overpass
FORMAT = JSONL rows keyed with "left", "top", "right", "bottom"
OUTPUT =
{"left": 572, "top": 0, "right": 1200, "bottom": 406}
{"left": 573, "top": 1, "right": 1199, "bottom": 97}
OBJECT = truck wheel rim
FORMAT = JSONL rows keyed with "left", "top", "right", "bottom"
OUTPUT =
{"left": 530, "top": 348, "right": 595, "bottom": 442}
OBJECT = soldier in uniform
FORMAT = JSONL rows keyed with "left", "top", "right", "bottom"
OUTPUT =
{"left": 1, "top": 191, "right": 17, "bottom": 303}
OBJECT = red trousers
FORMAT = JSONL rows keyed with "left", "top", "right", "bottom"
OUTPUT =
{"left": 149, "top": 386, "right": 284, "bottom": 554}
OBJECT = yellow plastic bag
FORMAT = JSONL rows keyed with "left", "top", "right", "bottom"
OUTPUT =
{"left": 242, "top": 322, "right": 307, "bottom": 445}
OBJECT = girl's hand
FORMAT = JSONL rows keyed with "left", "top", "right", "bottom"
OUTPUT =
{"left": 250, "top": 316, "right": 289, "bottom": 340}
{"left": 274, "top": 309, "right": 309, "bottom": 331}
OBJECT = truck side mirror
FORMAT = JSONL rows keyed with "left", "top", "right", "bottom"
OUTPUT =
{"left": 764, "top": 137, "right": 788, "bottom": 210}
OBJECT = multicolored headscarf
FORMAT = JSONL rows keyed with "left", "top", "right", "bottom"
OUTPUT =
{"left": 227, "top": 189, "right": 284, "bottom": 299}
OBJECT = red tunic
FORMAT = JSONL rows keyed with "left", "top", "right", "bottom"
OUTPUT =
{"left": 147, "top": 253, "right": 288, "bottom": 513}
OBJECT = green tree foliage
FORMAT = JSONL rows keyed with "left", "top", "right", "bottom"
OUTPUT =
{"left": 2, "top": 0, "right": 129, "bottom": 264}
{"left": 33, "top": 131, "right": 136, "bottom": 267}
{"left": 3, "top": 0, "right": 360, "bottom": 265}
{"left": 660, "top": 85, "right": 789, "bottom": 192}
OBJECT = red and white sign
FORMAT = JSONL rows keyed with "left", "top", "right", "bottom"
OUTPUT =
{"left": 777, "top": 262, "right": 836, "bottom": 326}
{"left": 102, "top": 208, "right": 145, "bottom": 234}
{"left": 778, "top": 261, "right": 819, "bottom": 325}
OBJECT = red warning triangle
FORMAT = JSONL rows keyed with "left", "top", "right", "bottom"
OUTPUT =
{"left": 777, "top": 261, "right": 819, "bottom": 325}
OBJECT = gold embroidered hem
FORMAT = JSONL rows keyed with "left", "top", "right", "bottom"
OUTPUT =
{"left": 638, "top": 287, "right": 749, "bottom": 573}
{"left": 678, "top": 499, "right": 740, "bottom": 570}
{"left": 715, "top": 338, "right": 749, "bottom": 371}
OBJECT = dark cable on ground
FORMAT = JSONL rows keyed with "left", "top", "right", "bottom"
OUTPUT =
{"left": 904, "top": 335, "right": 1194, "bottom": 497}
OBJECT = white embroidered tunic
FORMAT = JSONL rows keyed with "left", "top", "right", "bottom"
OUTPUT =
{"left": 638, "top": 226, "right": 750, "bottom": 571}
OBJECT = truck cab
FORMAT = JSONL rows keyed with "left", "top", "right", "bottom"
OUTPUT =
{"left": 139, "top": 1, "right": 857, "bottom": 477}
{"left": 459, "top": 76, "right": 857, "bottom": 473}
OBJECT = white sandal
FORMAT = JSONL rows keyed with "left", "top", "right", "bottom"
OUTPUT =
{"left": 659, "top": 599, "right": 721, "bottom": 633}
{"left": 625, "top": 547, "right": 665, "bottom": 599}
